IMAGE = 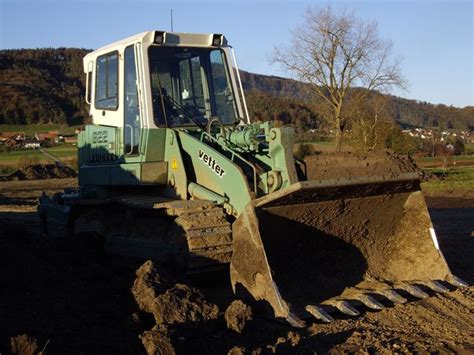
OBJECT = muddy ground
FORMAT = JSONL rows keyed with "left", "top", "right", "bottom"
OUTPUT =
{"left": 0, "top": 169, "right": 473, "bottom": 354}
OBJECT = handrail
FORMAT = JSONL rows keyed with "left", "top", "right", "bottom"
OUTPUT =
{"left": 125, "top": 124, "right": 134, "bottom": 155}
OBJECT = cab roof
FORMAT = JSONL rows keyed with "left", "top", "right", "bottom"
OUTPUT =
{"left": 83, "top": 30, "right": 228, "bottom": 66}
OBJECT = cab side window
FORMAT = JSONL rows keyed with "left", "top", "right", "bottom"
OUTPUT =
{"left": 95, "top": 51, "right": 118, "bottom": 110}
{"left": 124, "top": 45, "right": 140, "bottom": 155}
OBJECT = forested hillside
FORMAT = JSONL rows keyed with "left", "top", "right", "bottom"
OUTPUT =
{"left": 239, "top": 71, "right": 474, "bottom": 131}
{"left": 1, "top": 48, "right": 472, "bottom": 131}
{"left": 0, "top": 48, "right": 90, "bottom": 125}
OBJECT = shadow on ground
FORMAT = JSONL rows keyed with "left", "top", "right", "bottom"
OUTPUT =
{"left": 428, "top": 204, "right": 474, "bottom": 285}
{"left": 0, "top": 217, "right": 145, "bottom": 354}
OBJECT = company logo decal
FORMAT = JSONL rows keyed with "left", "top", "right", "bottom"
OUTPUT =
{"left": 89, "top": 153, "right": 117, "bottom": 162}
{"left": 198, "top": 149, "right": 226, "bottom": 178}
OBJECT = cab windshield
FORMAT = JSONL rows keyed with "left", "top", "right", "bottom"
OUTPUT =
{"left": 148, "top": 46, "right": 238, "bottom": 127}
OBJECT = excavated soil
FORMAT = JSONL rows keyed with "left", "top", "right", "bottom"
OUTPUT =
{"left": 0, "top": 152, "right": 473, "bottom": 354}
{"left": 0, "top": 164, "right": 77, "bottom": 181}
{"left": 304, "top": 151, "right": 418, "bottom": 181}
{"left": 132, "top": 261, "right": 219, "bottom": 326}
{"left": 225, "top": 300, "right": 253, "bottom": 333}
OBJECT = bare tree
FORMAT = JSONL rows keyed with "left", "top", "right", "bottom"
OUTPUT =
{"left": 349, "top": 92, "right": 392, "bottom": 151}
{"left": 271, "top": 6, "right": 405, "bottom": 150}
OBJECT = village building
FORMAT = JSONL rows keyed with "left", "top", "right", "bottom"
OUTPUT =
{"left": 0, "top": 132, "right": 25, "bottom": 146}
{"left": 23, "top": 139, "right": 41, "bottom": 149}
{"left": 35, "top": 131, "right": 59, "bottom": 144}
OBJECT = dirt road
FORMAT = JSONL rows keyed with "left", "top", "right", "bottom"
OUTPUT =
{"left": 0, "top": 178, "right": 472, "bottom": 354}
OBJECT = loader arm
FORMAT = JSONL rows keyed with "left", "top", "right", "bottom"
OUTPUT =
{"left": 176, "top": 127, "right": 306, "bottom": 325}
{"left": 175, "top": 121, "right": 300, "bottom": 215}
{"left": 176, "top": 130, "right": 253, "bottom": 216}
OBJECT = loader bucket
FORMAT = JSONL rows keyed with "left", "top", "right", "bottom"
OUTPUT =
{"left": 230, "top": 173, "right": 466, "bottom": 326}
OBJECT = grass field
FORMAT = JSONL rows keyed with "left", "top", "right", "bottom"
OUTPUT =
{"left": 415, "top": 155, "right": 474, "bottom": 170}
{"left": 0, "top": 124, "right": 80, "bottom": 136}
{"left": 0, "top": 144, "right": 78, "bottom": 175}
{"left": 0, "top": 150, "right": 47, "bottom": 163}
{"left": 0, "top": 123, "right": 79, "bottom": 174}
{"left": 464, "top": 142, "right": 474, "bottom": 154}
{"left": 45, "top": 144, "right": 78, "bottom": 158}
{"left": 417, "top": 155, "right": 474, "bottom": 162}
{"left": 421, "top": 166, "right": 474, "bottom": 193}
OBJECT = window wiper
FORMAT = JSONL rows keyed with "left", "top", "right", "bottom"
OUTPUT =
{"left": 161, "top": 93, "right": 208, "bottom": 131}
{"left": 154, "top": 70, "right": 204, "bottom": 129}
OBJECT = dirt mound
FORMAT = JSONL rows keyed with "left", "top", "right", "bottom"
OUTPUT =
{"left": 132, "top": 260, "right": 170, "bottom": 314}
{"left": 304, "top": 150, "right": 418, "bottom": 181}
{"left": 227, "top": 346, "right": 246, "bottom": 355}
{"left": 266, "top": 331, "right": 301, "bottom": 353}
{"left": 140, "top": 325, "right": 175, "bottom": 355}
{"left": 132, "top": 261, "right": 219, "bottom": 326}
{"left": 0, "top": 164, "right": 77, "bottom": 181}
{"left": 225, "top": 300, "right": 253, "bottom": 333}
{"left": 132, "top": 261, "right": 220, "bottom": 354}
{"left": 10, "top": 334, "right": 41, "bottom": 355}
{"left": 153, "top": 284, "right": 219, "bottom": 325}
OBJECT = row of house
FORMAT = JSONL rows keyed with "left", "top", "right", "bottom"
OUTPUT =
{"left": 0, "top": 132, "right": 26, "bottom": 147}
{"left": 35, "top": 131, "right": 79, "bottom": 144}
{"left": 0, "top": 130, "right": 78, "bottom": 149}
{"left": 402, "top": 128, "right": 473, "bottom": 143}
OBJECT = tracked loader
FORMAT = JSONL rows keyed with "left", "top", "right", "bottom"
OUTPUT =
{"left": 39, "top": 31, "right": 468, "bottom": 327}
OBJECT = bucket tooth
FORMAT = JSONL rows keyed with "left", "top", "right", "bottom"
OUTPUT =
{"left": 327, "top": 300, "right": 360, "bottom": 316}
{"left": 379, "top": 289, "right": 407, "bottom": 304}
{"left": 418, "top": 280, "right": 450, "bottom": 293}
{"left": 286, "top": 313, "right": 306, "bottom": 328}
{"left": 447, "top": 275, "right": 469, "bottom": 288}
{"left": 305, "top": 305, "right": 334, "bottom": 323}
{"left": 396, "top": 284, "right": 429, "bottom": 298}
{"left": 355, "top": 294, "right": 385, "bottom": 310}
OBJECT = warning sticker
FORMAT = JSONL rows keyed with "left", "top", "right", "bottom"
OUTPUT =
{"left": 171, "top": 159, "right": 178, "bottom": 170}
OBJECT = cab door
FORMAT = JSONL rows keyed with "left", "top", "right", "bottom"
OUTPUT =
{"left": 123, "top": 44, "right": 141, "bottom": 157}
{"left": 109, "top": 44, "right": 143, "bottom": 185}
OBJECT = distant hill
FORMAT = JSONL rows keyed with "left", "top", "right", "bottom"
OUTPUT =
{"left": 240, "top": 70, "right": 474, "bottom": 131}
{"left": 1, "top": 48, "right": 472, "bottom": 131}
{"left": 0, "top": 48, "right": 91, "bottom": 125}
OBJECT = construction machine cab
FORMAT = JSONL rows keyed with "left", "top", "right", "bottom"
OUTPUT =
{"left": 79, "top": 31, "right": 251, "bottom": 190}
{"left": 83, "top": 31, "right": 248, "bottom": 131}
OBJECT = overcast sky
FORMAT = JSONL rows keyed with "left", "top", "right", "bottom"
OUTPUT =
{"left": 1, "top": 0, "right": 473, "bottom": 108}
